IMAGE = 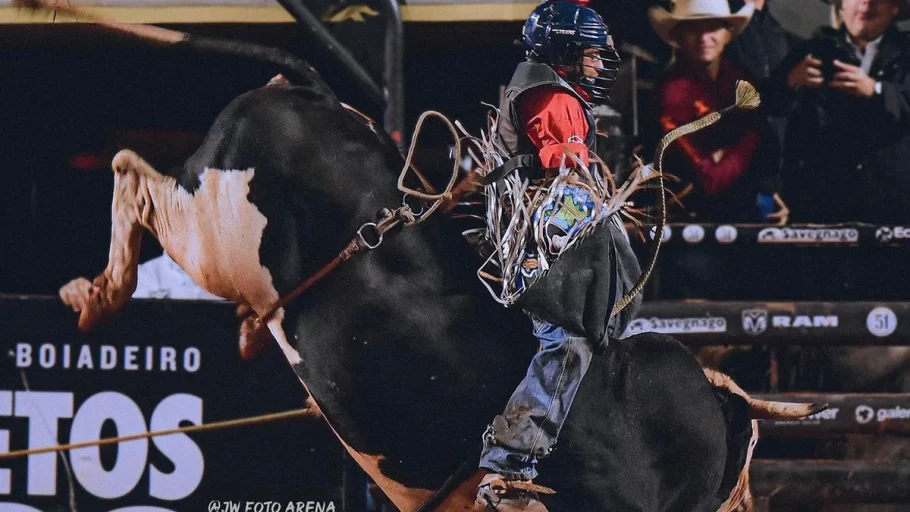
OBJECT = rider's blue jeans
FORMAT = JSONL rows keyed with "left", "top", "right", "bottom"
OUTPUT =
{"left": 478, "top": 315, "right": 595, "bottom": 481}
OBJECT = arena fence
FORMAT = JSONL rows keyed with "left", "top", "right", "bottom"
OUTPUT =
{"left": 637, "top": 222, "right": 910, "bottom": 508}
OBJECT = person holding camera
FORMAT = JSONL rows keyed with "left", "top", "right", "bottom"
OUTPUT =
{"left": 764, "top": 0, "right": 910, "bottom": 223}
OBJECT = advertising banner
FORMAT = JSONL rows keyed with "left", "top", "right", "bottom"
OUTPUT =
{"left": 0, "top": 296, "right": 343, "bottom": 512}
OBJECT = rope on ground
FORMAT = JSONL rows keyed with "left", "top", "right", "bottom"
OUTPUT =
{"left": 0, "top": 405, "right": 320, "bottom": 460}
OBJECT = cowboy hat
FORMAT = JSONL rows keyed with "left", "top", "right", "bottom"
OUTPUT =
{"left": 648, "top": 0, "right": 755, "bottom": 47}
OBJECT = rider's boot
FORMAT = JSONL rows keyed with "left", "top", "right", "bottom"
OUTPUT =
{"left": 472, "top": 472, "right": 554, "bottom": 512}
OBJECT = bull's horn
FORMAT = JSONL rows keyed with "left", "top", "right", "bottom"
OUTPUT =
{"left": 703, "top": 368, "right": 826, "bottom": 420}
{"left": 747, "top": 400, "right": 828, "bottom": 421}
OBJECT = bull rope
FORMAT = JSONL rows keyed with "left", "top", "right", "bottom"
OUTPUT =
{"left": 0, "top": 406, "right": 320, "bottom": 460}
{"left": 250, "top": 109, "right": 463, "bottom": 331}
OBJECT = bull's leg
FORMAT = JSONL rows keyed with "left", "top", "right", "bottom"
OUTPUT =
{"left": 79, "top": 150, "right": 155, "bottom": 332}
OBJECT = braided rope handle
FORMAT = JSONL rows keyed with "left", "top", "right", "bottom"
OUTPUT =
{"left": 611, "top": 80, "right": 761, "bottom": 316}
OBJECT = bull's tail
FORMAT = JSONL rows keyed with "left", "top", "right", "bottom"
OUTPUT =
{"left": 703, "top": 368, "right": 828, "bottom": 420}
{"left": 13, "top": 0, "right": 331, "bottom": 96}
{"left": 717, "top": 419, "right": 758, "bottom": 512}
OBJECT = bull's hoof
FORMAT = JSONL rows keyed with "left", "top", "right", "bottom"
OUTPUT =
{"left": 239, "top": 316, "right": 274, "bottom": 361}
{"left": 76, "top": 278, "right": 130, "bottom": 333}
{"left": 77, "top": 302, "right": 108, "bottom": 332}
{"left": 77, "top": 293, "right": 118, "bottom": 332}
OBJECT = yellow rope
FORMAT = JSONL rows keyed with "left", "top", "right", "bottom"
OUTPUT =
{"left": 0, "top": 407, "right": 318, "bottom": 459}
{"left": 611, "top": 80, "right": 761, "bottom": 316}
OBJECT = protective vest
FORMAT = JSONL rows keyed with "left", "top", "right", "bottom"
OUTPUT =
{"left": 489, "top": 61, "right": 642, "bottom": 346}
{"left": 497, "top": 61, "right": 598, "bottom": 163}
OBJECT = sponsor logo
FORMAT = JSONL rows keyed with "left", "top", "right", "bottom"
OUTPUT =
{"left": 550, "top": 28, "right": 577, "bottom": 35}
{"left": 682, "top": 225, "right": 705, "bottom": 244}
{"left": 0, "top": 390, "right": 203, "bottom": 508}
{"left": 772, "top": 315, "right": 839, "bottom": 328}
{"left": 806, "top": 408, "right": 839, "bottom": 420}
{"left": 321, "top": 4, "right": 380, "bottom": 23}
{"left": 773, "top": 407, "right": 840, "bottom": 426}
{"left": 856, "top": 405, "right": 875, "bottom": 424}
{"left": 14, "top": 343, "right": 201, "bottom": 373}
{"left": 742, "top": 309, "right": 768, "bottom": 335}
{"left": 875, "top": 226, "right": 910, "bottom": 243}
{"left": 715, "top": 225, "right": 738, "bottom": 244}
{"left": 624, "top": 316, "right": 727, "bottom": 335}
{"left": 757, "top": 227, "right": 858, "bottom": 244}
{"left": 742, "top": 309, "right": 838, "bottom": 335}
{"left": 876, "top": 227, "right": 894, "bottom": 243}
{"left": 648, "top": 225, "right": 672, "bottom": 242}
{"left": 867, "top": 307, "right": 898, "bottom": 337}
{"left": 854, "top": 404, "right": 910, "bottom": 425}
{"left": 877, "top": 406, "right": 910, "bottom": 422}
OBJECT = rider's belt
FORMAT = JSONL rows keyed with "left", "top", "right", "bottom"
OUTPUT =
{"left": 481, "top": 154, "right": 540, "bottom": 186}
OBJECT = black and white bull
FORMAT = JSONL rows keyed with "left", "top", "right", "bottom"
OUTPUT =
{"left": 24, "top": 1, "right": 824, "bottom": 510}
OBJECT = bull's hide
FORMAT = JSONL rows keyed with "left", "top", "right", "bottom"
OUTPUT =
{"left": 515, "top": 216, "right": 642, "bottom": 347}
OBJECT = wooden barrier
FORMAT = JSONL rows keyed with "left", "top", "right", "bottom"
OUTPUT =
{"left": 750, "top": 461, "right": 910, "bottom": 503}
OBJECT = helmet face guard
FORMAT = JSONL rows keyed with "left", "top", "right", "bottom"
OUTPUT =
{"left": 557, "top": 43, "right": 621, "bottom": 104}
{"left": 523, "top": 1, "right": 621, "bottom": 105}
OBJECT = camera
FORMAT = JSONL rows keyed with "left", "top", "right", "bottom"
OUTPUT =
{"left": 809, "top": 32, "right": 861, "bottom": 84}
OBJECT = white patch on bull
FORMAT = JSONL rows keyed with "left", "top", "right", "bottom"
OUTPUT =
{"left": 94, "top": 150, "right": 469, "bottom": 511}
{"left": 151, "top": 163, "right": 302, "bottom": 363}
{"left": 160, "top": 166, "right": 270, "bottom": 301}
{"left": 265, "top": 310, "right": 302, "bottom": 365}
{"left": 88, "top": 150, "right": 290, "bottom": 354}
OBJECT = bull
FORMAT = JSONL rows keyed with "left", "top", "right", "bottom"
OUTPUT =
{"left": 20, "top": 0, "right": 824, "bottom": 510}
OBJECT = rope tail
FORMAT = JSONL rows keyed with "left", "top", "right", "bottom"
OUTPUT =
{"left": 12, "top": 0, "right": 333, "bottom": 96}
{"left": 612, "top": 80, "right": 761, "bottom": 316}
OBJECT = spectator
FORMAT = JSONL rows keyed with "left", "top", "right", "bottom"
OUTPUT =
{"left": 764, "top": 0, "right": 910, "bottom": 223}
{"left": 726, "top": 0, "right": 798, "bottom": 82}
{"left": 726, "top": 0, "right": 800, "bottom": 167}
{"left": 59, "top": 251, "right": 224, "bottom": 312}
{"left": 647, "top": 0, "right": 790, "bottom": 223}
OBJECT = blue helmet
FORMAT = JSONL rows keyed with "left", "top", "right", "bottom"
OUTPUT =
{"left": 522, "top": 0, "right": 621, "bottom": 104}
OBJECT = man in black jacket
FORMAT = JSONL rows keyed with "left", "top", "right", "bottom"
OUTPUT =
{"left": 726, "top": 0, "right": 797, "bottom": 82}
{"left": 765, "top": 0, "right": 910, "bottom": 223}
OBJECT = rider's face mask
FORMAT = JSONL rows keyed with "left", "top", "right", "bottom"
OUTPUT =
{"left": 560, "top": 42, "right": 621, "bottom": 105}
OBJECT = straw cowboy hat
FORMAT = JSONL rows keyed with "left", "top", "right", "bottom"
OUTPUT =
{"left": 648, "top": 0, "right": 755, "bottom": 47}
